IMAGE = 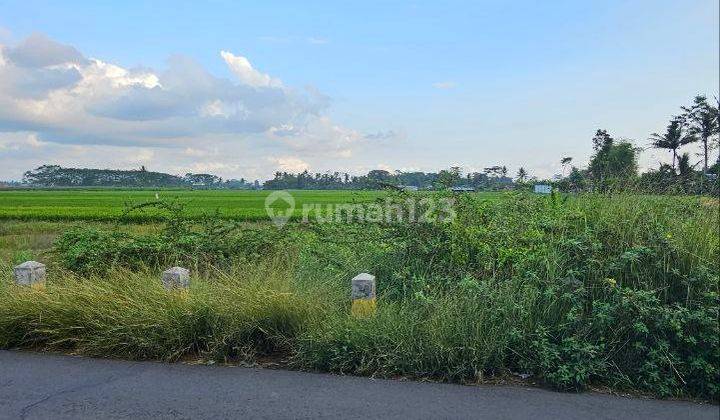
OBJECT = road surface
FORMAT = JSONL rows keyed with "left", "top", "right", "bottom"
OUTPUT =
{"left": 0, "top": 351, "right": 716, "bottom": 419}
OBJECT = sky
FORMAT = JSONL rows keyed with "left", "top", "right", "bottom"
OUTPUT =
{"left": 0, "top": 0, "right": 718, "bottom": 181}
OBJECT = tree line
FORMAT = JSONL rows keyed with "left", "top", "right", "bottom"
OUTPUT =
{"left": 261, "top": 168, "right": 513, "bottom": 190}
{"left": 21, "top": 165, "right": 258, "bottom": 189}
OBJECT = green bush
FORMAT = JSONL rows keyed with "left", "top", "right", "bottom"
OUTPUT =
{"left": 54, "top": 201, "right": 292, "bottom": 275}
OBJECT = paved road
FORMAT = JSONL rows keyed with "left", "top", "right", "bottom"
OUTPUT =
{"left": 0, "top": 351, "right": 716, "bottom": 419}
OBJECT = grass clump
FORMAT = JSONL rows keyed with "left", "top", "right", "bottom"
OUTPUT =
{"left": 0, "top": 256, "right": 329, "bottom": 363}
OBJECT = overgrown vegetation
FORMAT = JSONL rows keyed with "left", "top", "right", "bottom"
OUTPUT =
{"left": 0, "top": 192, "right": 718, "bottom": 400}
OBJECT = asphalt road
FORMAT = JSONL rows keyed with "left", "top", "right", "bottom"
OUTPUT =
{"left": 0, "top": 351, "right": 716, "bottom": 419}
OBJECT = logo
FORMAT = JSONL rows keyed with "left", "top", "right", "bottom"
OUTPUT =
{"left": 265, "top": 190, "right": 295, "bottom": 228}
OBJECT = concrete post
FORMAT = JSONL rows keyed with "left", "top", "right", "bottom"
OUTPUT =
{"left": 351, "top": 273, "right": 376, "bottom": 317}
{"left": 162, "top": 266, "right": 190, "bottom": 290}
{"left": 13, "top": 261, "right": 46, "bottom": 287}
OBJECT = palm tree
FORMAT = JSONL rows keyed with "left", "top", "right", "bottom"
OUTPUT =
{"left": 682, "top": 95, "right": 719, "bottom": 172}
{"left": 516, "top": 167, "right": 528, "bottom": 182}
{"left": 649, "top": 117, "right": 695, "bottom": 171}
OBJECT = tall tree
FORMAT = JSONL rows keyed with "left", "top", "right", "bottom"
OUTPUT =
{"left": 516, "top": 167, "right": 528, "bottom": 182}
{"left": 592, "top": 129, "right": 613, "bottom": 151}
{"left": 588, "top": 129, "right": 638, "bottom": 186}
{"left": 649, "top": 117, "right": 695, "bottom": 170}
{"left": 437, "top": 167, "right": 462, "bottom": 188}
{"left": 682, "top": 95, "right": 719, "bottom": 172}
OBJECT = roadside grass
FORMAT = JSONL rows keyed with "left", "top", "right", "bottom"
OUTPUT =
{"left": 0, "top": 191, "right": 717, "bottom": 400}
{"left": 0, "top": 255, "right": 335, "bottom": 363}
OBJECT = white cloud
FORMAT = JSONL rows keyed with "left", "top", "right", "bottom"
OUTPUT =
{"left": 0, "top": 35, "right": 340, "bottom": 147}
{"left": 268, "top": 116, "right": 364, "bottom": 158}
{"left": 183, "top": 147, "right": 211, "bottom": 157}
{"left": 136, "top": 148, "right": 154, "bottom": 163}
{"left": 0, "top": 35, "right": 330, "bottom": 145}
{"left": 5, "top": 33, "right": 86, "bottom": 67}
{"left": 0, "top": 34, "right": 396, "bottom": 180}
{"left": 220, "top": 50, "right": 281, "bottom": 88}
{"left": 24, "top": 133, "right": 45, "bottom": 148}
{"left": 269, "top": 156, "right": 310, "bottom": 172}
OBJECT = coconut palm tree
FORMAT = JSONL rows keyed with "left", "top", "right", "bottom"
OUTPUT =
{"left": 682, "top": 95, "right": 719, "bottom": 172}
{"left": 516, "top": 167, "right": 528, "bottom": 182}
{"left": 649, "top": 117, "right": 695, "bottom": 171}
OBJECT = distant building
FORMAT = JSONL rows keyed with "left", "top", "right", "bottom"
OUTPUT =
{"left": 534, "top": 184, "right": 552, "bottom": 194}
{"left": 399, "top": 185, "right": 419, "bottom": 192}
{"left": 451, "top": 186, "right": 475, "bottom": 192}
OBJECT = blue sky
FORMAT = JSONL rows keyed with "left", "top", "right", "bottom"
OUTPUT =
{"left": 0, "top": 0, "right": 718, "bottom": 180}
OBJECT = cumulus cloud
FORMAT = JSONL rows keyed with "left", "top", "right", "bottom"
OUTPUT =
{"left": 267, "top": 116, "right": 363, "bottom": 158}
{"left": 4, "top": 33, "right": 86, "bottom": 67}
{"left": 220, "top": 51, "right": 281, "bottom": 88}
{"left": 0, "top": 33, "right": 395, "bottom": 180}
{"left": 0, "top": 34, "right": 337, "bottom": 146}
{"left": 269, "top": 156, "right": 310, "bottom": 172}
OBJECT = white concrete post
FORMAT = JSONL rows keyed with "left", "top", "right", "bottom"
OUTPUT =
{"left": 13, "top": 261, "right": 46, "bottom": 287}
{"left": 351, "top": 273, "right": 376, "bottom": 317}
{"left": 162, "top": 266, "right": 190, "bottom": 290}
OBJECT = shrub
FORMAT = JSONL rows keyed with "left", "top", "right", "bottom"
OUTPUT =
{"left": 54, "top": 201, "right": 292, "bottom": 275}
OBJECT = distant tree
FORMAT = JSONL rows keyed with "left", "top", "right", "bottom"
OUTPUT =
{"left": 638, "top": 164, "right": 677, "bottom": 194}
{"left": 677, "top": 152, "right": 694, "bottom": 184}
{"left": 650, "top": 117, "right": 695, "bottom": 170}
{"left": 437, "top": 167, "right": 462, "bottom": 189}
{"left": 587, "top": 130, "right": 638, "bottom": 188}
{"left": 23, "top": 165, "right": 186, "bottom": 187}
{"left": 566, "top": 167, "right": 586, "bottom": 191}
{"left": 516, "top": 167, "right": 528, "bottom": 182}
{"left": 682, "top": 95, "right": 719, "bottom": 172}
{"left": 592, "top": 129, "right": 613, "bottom": 151}
{"left": 367, "top": 170, "right": 392, "bottom": 183}
{"left": 483, "top": 166, "right": 503, "bottom": 177}
{"left": 185, "top": 173, "right": 222, "bottom": 186}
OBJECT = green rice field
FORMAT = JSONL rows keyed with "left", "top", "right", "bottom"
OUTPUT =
{"left": 0, "top": 189, "right": 505, "bottom": 222}
{"left": 0, "top": 189, "right": 397, "bottom": 221}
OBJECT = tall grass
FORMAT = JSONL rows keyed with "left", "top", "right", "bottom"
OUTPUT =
{"left": 0, "top": 256, "right": 333, "bottom": 362}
